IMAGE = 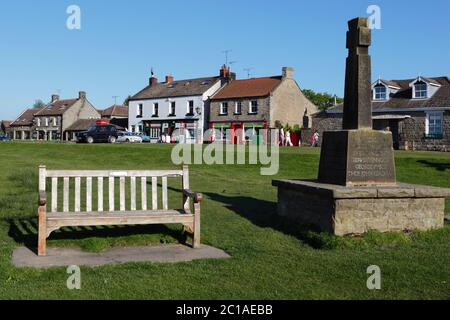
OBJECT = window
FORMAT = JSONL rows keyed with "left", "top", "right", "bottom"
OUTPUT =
{"left": 153, "top": 103, "right": 159, "bottom": 117}
{"left": 235, "top": 101, "right": 242, "bottom": 114}
{"left": 220, "top": 102, "right": 228, "bottom": 115}
{"left": 169, "top": 101, "right": 176, "bottom": 116}
{"left": 187, "top": 101, "right": 194, "bottom": 115}
{"left": 131, "top": 125, "right": 136, "bottom": 132}
{"left": 36, "top": 118, "right": 41, "bottom": 127}
{"left": 250, "top": 100, "right": 258, "bottom": 114}
{"left": 150, "top": 128, "right": 160, "bottom": 139}
{"left": 414, "top": 81, "right": 428, "bottom": 99}
{"left": 426, "top": 112, "right": 443, "bottom": 139}
{"left": 374, "top": 84, "right": 387, "bottom": 100}
{"left": 137, "top": 104, "right": 143, "bottom": 118}
{"left": 52, "top": 117, "right": 57, "bottom": 126}
{"left": 44, "top": 118, "right": 49, "bottom": 126}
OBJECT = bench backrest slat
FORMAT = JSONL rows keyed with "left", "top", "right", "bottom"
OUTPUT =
{"left": 109, "top": 177, "right": 115, "bottom": 211}
{"left": 152, "top": 177, "right": 158, "bottom": 210}
{"left": 86, "top": 177, "right": 93, "bottom": 212}
{"left": 130, "top": 177, "right": 136, "bottom": 211}
{"left": 141, "top": 177, "right": 147, "bottom": 211}
{"left": 162, "top": 176, "right": 168, "bottom": 210}
{"left": 98, "top": 177, "right": 104, "bottom": 212}
{"left": 40, "top": 167, "right": 188, "bottom": 214}
{"left": 75, "top": 177, "right": 81, "bottom": 212}
{"left": 63, "top": 177, "right": 70, "bottom": 212}
{"left": 120, "top": 177, "right": 126, "bottom": 211}
{"left": 51, "top": 177, "right": 58, "bottom": 212}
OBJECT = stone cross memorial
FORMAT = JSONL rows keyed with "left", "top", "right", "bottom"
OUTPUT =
{"left": 318, "top": 17, "right": 396, "bottom": 186}
{"left": 272, "top": 17, "right": 450, "bottom": 236}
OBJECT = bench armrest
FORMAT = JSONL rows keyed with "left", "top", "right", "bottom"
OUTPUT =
{"left": 183, "top": 189, "right": 203, "bottom": 203}
{"left": 38, "top": 191, "right": 47, "bottom": 206}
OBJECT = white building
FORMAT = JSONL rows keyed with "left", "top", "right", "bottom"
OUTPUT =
{"left": 128, "top": 67, "right": 231, "bottom": 143}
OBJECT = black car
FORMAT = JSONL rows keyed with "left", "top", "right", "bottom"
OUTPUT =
{"left": 76, "top": 125, "right": 120, "bottom": 144}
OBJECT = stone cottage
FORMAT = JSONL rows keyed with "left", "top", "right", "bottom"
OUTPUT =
{"left": 10, "top": 108, "right": 44, "bottom": 140}
{"left": 312, "top": 76, "right": 450, "bottom": 151}
{"left": 0, "top": 120, "right": 12, "bottom": 137}
{"left": 33, "top": 92, "right": 101, "bottom": 141}
{"left": 209, "top": 67, "right": 317, "bottom": 144}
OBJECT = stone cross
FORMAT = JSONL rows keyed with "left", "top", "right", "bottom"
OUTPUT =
{"left": 342, "top": 17, "right": 373, "bottom": 130}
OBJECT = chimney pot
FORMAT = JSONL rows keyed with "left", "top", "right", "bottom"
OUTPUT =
{"left": 165, "top": 75, "right": 174, "bottom": 84}
{"left": 79, "top": 91, "right": 86, "bottom": 100}
{"left": 51, "top": 94, "right": 60, "bottom": 103}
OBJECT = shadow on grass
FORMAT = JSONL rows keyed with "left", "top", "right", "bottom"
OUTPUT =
{"left": 203, "top": 192, "right": 335, "bottom": 250}
{"left": 6, "top": 217, "right": 186, "bottom": 254}
{"left": 417, "top": 160, "right": 450, "bottom": 171}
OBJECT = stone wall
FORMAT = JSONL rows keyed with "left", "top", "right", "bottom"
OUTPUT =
{"left": 397, "top": 111, "right": 450, "bottom": 152}
{"left": 334, "top": 197, "right": 444, "bottom": 235}
{"left": 270, "top": 78, "right": 317, "bottom": 128}
{"left": 209, "top": 96, "right": 270, "bottom": 124}
{"left": 311, "top": 111, "right": 342, "bottom": 145}
{"left": 274, "top": 179, "right": 448, "bottom": 236}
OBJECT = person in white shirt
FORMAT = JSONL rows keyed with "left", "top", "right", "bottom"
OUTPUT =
{"left": 280, "top": 128, "right": 285, "bottom": 146}
{"left": 285, "top": 130, "right": 293, "bottom": 147}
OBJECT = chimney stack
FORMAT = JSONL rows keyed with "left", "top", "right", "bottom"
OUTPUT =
{"left": 165, "top": 75, "right": 174, "bottom": 84}
{"left": 282, "top": 67, "right": 294, "bottom": 79}
{"left": 220, "top": 64, "right": 231, "bottom": 78}
{"left": 149, "top": 76, "right": 158, "bottom": 87}
{"left": 79, "top": 91, "right": 86, "bottom": 100}
{"left": 51, "top": 94, "right": 60, "bottom": 103}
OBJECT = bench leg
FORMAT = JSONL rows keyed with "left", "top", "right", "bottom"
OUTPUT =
{"left": 193, "top": 203, "right": 201, "bottom": 249}
{"left": 38, "top": 206, "right": 47, "bottom": 256}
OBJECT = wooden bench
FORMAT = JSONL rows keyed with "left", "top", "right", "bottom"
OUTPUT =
{"left": 37, "top": 165, "right": 202, "bottom": 256}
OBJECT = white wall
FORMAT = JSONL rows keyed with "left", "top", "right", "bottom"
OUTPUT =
{"left": 128, "top": 79, "right": 224, "bottom": 143}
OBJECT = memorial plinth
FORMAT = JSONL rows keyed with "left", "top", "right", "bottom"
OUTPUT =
{"left": 318, "top": 130, "right": 396, "bottom": 186}
{"left": 272, "top": 180, "right": 450, "bottom": 235}
{"left": 273, "top": 18, "right": 450, "bottom": 235}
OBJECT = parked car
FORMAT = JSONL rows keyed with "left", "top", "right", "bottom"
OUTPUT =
{"left": 117, "top": 132, "right": 143, "bottom": 143}
{"left": 76, "top": 124, "right": 120, "bottom": 144}
{"left": 0, "top": 135, "right": 11, "bottom": 141}
{"left": 138, "top": 133, "right": 151, "bottom": 143}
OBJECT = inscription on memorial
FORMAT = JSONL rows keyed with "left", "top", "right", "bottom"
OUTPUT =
{"left": 345, "top": 131, "right": 396, "bottom": 184}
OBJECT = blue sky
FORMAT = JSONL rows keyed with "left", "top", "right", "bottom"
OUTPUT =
{"left": 0, "top": 0, "right": 449, "bottom": 120}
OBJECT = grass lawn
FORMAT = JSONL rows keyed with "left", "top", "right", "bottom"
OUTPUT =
{"left": 0, "top": 142, "right": 449, "bottom": 299}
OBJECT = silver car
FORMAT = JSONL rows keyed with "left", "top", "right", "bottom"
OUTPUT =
{"left": 117, "top": 131, "right": 143, "bottom": 143}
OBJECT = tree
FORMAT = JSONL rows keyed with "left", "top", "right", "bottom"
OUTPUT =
{"left": 33, "top": 99, "right": 45, "bottom": 109}
{"left": 303, "top": 89, "right": 343, "bottom": 111}
{"left": 123, "top": 95, "right": 132, "bottom": 106}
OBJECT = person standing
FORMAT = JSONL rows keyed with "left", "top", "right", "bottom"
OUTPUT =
{"left": 280, "top": 128, "right": 285, "bottom": 146}
{"left": 312, "top": 131, "right": 320, "bottom": 147}
{"left": 285, "top": 130, "right": 293, "bottom": 147}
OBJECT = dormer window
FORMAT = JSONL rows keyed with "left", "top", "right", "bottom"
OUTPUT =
{"left": 373, "top": 84, "right": 387, "bottom": 100}
{"left": 414, "top": 81, "right": 427, "bottom": 99}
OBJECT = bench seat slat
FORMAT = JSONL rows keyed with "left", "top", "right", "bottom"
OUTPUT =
{"left": 46, "top": 210, "right": 194, "bottom": 228}
{"left": 47, "top": 209, "right": 187, "bottom": 219}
